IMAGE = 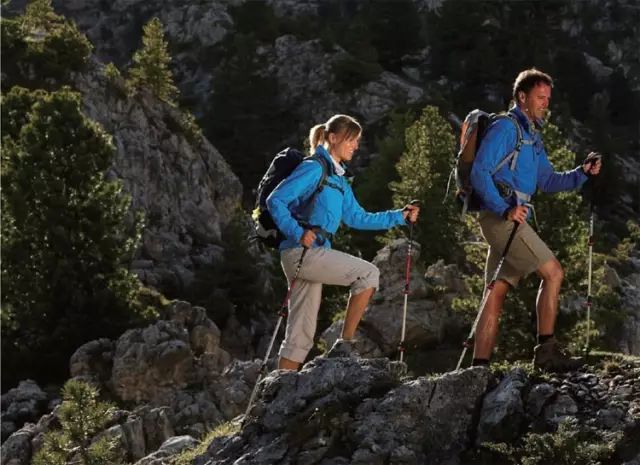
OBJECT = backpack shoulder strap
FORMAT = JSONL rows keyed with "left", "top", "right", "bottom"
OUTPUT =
{"left": 491, "top": 113, "right": 525, "bottom": 175}
{"left": 308, "top": 154, "right": 330, "bottom": 191}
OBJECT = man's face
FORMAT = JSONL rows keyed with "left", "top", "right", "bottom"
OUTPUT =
{"left": 522, "top": 83, "right": 551, "bottom": 122}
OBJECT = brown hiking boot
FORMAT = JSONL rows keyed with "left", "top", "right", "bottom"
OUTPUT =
{"left": 533, "top": 338, "right": 584, "bottom": 372}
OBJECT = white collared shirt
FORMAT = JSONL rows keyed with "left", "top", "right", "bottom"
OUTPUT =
{"left": 330, "top": 156, "right": 345, "bottom": 177}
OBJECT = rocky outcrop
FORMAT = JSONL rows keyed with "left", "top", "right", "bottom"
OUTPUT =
{"left": 0, "top": 381, "right": 53, "bottom": 443}
{"left": 70, "top": 61, "right": 243, "bottom": 293}
{"left": 1, "top": 300, "right": 260, "bottom": 464}
{"left": 134, "top": 435, "right": 199, "bottom": 465}
{"left": 202, "top": 358, "right": 490, "bottom": 465}
{"left": 68, "top": 300, "right": 258, "bottom": 438}
{"left": 189, "top": 357, "right": 639, "bottom": 465}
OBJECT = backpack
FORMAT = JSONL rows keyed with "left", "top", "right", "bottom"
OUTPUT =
{"left": 448, "top": 109, "right": 524, "bottom": 216}
{"left": 252, "top": 147, "right": 330, "bottom": 249}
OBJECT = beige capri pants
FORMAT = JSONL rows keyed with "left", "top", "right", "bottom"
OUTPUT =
{"left": 478, "top": 210, "right": 555, "bottom": 288}
{"left": 278, "top": 247, "right": 380, "bottom": 363}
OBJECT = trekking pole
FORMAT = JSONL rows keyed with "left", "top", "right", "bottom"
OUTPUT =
{"left": 399, "top": 200, "right": 420, "bottom": 364}
{"left": 582, "top": 152, "right": 601, "bottom": 356}
{"left": 455, "top": 221, "right": 519, "bottom": 371}
{"left": 243, "top": 247, "right": 308, "bottom": 421}
{"left": 584, "top": 200, "right": 594, "bottom": 355}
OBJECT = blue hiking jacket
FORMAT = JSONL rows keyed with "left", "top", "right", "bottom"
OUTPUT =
{"left": 267, "top": 145, "right": 406, "bottom": 250}
{"left": 470, "top": 105, "right": 588, "bottom": 217}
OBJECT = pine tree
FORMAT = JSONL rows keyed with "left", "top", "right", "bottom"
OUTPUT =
{"left": 33, "top": 380, "right": 123, "bottom": 465}
{"left": 350, "top": 110, "right": 414, "bottom": 259}
{"left": 1, "top": 86, "right": 152, "bottom": 388}
{"left": 128, "top": 17, "right": 178, "bottom": 104}
{"left": 390, "top": 105, "right": 469, "bottom": 265}
{"left": 22, "top": 0, "right": 63, "bottom": 34}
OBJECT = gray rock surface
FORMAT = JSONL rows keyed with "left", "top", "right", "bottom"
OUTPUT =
{"left": 321, "top": 239, "right": 465, "bottom": 358}
{"left": 476, "top": 368, "right": 528, "bottom": 444}
{"left": 0, "top": 381, "right": 49, "bottom": 443}
{"left": 70, "top": 61, "right": 243, "bottom": 294}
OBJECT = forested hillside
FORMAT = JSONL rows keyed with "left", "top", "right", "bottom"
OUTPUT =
{"left": 1, "top": 1, "right": 639, "bottom": 464}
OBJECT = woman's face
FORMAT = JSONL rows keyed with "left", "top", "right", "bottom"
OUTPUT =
{"left": 329, "top": 131, "right": 361, "bottom": 162}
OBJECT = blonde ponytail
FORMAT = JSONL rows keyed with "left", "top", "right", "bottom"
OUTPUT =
{"left": 308, "top": 124, "right": 327, "bottom": 154}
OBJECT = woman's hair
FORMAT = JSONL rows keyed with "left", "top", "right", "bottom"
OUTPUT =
{"left": 512, "top": 68, "right": 553, "bottom": 101}
{"left": 308, "top": 114, "right": 362, "bottom": 154}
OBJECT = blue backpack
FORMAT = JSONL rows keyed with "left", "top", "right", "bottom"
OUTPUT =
{"left": 252, "top": 148, "right": 330, "bottom": 249}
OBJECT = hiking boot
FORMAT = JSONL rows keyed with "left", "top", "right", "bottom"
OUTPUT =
{"left": 533, "top": 338, "right": 584, "bottom": 372}
{"left": 325, "top": 338, "right": 360, "bottom": 359}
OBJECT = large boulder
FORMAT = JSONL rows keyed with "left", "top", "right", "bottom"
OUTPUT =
{"left": 0, "top": 381, "right": 49, "bottom": 442}
{"left": 321, "top": 239, "right": 464, "bottom": 357}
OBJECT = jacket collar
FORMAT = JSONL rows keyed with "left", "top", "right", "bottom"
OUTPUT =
{"left": 510, "top": 105, "right": 544, "bottom": 135}
{"left": 315, "top": 145, "right": 347, "bottom": 177}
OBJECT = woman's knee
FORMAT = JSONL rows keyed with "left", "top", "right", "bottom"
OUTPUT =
{"left": 352, "top": 263, "right": 379, "bottom": 294}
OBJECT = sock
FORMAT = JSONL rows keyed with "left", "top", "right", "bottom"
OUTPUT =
{"left": 472, "top": 358, "right": 490, "bottom": 366}
{"left": 537, "top": 334, "right": 554, "bottom": 344}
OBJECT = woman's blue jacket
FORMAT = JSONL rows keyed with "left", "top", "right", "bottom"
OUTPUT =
{"left": 267, "top": 145, "right": 405, "bottom": 250}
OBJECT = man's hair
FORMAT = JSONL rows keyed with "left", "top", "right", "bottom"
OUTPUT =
{"left": 512, "top": 68, "right": 553, "bottom": 100}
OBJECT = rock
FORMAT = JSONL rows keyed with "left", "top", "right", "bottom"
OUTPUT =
{"left": 350, "top": 367, "right": 490, "bottom": 464}
{"left": 70, "top": 60, "right": 244, "bottom": 295}
{"left": 597, "top": 407, "right": 626, "bottom": 430}
{"left": 0, "top": 423, "right": 36, "bottom": 465}
{"left": 543, "top": 394, "right": 578, "bottom": 425}
{"left": 0, "top": 380, "right": 49, "bottom": 440}
{"left": 69, "top": 338, "right": 115, "bottom": 384}
{"left": 477, "top": 368, "right": 528, "bottom": 444}
{"left": 111, "top": 320, "right": 196, "bottom": 403}
{"left": 205, "top": 358, "right": 489, "bottom": 465}
{"left": 134, "top": 406, "right": 175, "bottom": 453}
{"left": 211, "top": 359, "right": 261, "bottom": 420}
{"left": 134, "top": 435, "right": 199, "bottom": 465}
{"left": 346, "top": 239, "right": 460, "bottom": 356}
{"left": 526, "top": 382, "right": 557, "bottom": 417}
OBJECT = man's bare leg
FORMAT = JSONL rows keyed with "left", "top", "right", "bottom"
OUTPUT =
{"left": 535, "top": 258, "right": 564, "bottom": 337}
{"left": 473, "top": 280, "right": 510, "bottom": 361}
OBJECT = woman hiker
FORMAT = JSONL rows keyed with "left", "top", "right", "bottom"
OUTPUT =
{"left": 267, "top": 114, "right": 420, "bottom": 370}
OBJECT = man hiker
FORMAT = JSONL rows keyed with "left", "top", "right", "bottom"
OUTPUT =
{"left": 470, "top": 68, "right": 602, "bottom": 371}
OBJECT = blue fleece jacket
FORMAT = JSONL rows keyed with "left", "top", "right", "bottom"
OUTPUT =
{"left": 267, "top": 145, "right": 406, "bottom": 250}
{"left": 470, "top": 106, "right": 588, "bottom": 217}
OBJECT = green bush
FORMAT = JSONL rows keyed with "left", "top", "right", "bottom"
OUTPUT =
{"left": 480, "top": 420, "right": 621, "bottom": 465}
{"left": 33, "top": 380, "right": 123, "bottom": 465}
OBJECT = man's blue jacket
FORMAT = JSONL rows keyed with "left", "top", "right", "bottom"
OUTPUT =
{"left": 470, "top": 105, "right": 588, "bottom": 217}
{"left": 267, "top": 145, "right": 406, "bottom": 250}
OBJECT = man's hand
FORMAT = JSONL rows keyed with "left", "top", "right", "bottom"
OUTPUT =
{"left": 583, "top": 152, "right": 602, "bottom": 177}
{"left": 300, "top": 229, "right": 316, "bottom": 248}
{"left": 402, "top": 204, "right": 420, "bottom": 223}
{"left": 506, "top": 205, "right": 529, "bottom": 224}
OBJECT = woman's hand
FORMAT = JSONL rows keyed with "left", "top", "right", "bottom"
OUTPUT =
{"left": 402, "top": 204, "right": 420, "bottom": 223}
{"left": 300, "top": 229, "right": 317, "bottom": 248}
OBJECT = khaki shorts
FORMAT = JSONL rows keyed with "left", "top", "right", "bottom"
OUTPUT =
{"left": 478, "top": 211, "right": 555, "bottom": 288}
{"left": 278, "top": 247, "right": 380, "bottom": 363}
